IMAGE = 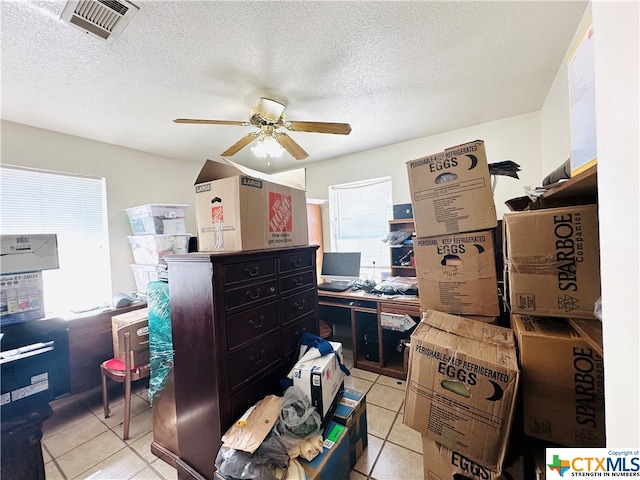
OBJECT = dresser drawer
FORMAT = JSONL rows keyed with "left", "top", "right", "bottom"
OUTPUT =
{"left": 280, "top": 269, "right": 316, "bottom": 295}
{"left": 281, "top": 288, "right": 317, "bottom": 325}
{"left": 225, "top": 279, "right": 278, "bottom": 311}
{"left": 224, "top": 258, "right": 277, "bottom": 285}
{"left": 279, "top": 252, "right": 314, "bottom": 274}
{"left": 281, "top": 313, "right": 318, "bottom": 357}
{"left": 228, "top": 334, "right": 282, "bottom": 391}
{"left": 230, "top": 366, "right": 288, "bottom": 424}
{"left": 227, "top": 301, "right": 280, "bottom": 352}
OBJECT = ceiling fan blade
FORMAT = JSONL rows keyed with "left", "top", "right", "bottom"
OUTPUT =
{"left": 276, "top": 133, "right": 308, "bottom": 160}
{"left": 221, "top": 132, "right": 260, "bottom": 157}
{"left": 174, "top": 118, "right": 248, "bottom": 126}
{"left": 285, "top": 121, "right": 351, "bottom": 135}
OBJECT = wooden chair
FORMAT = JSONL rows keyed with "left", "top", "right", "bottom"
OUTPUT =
{"left": 100, "top": 318, "right": 150, "bottom": 440}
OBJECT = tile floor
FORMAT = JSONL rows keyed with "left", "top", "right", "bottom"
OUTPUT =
{"left": 42, "top": 348, "right": 424, "bottom": 479}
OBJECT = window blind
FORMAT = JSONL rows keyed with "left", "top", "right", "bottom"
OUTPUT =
{"left": 328, "top": 177, "right": 393, "bottom": 279}
{"left": 0, "top": 165, "right": 111, "bottom": 314}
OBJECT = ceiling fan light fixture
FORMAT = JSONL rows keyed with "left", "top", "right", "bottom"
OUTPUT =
{"left": 250, "top": 135, "right": 284, "bottom": 159}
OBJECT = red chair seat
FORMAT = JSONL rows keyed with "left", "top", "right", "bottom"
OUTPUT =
{"left": 103, "top": 358, "right": 150, "bottom": 373}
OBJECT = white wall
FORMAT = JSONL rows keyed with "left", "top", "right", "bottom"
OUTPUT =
{"left": 591, "top": 1, "right": 639, "bottom": 446}
{"left": 1, "top": 120, "right": 202, "bottom": 296}
{"left": 305, "top": 112, "right": 543, "bottom": 249}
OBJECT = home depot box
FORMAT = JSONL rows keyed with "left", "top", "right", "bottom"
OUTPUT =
{"left": 403, "top": 310, "right": 519, "bottom": 471}
{"left": 511, "top": 313, "right": 606, "bottom": 447}
{"left": 0, "top": 234, "right": 59, "bottom": 274}
{"left": 195, "top": 158, "right": 308, "bottom": 252}
{"left": 0, "top": 271, "right": 45, "bottom": 327}
{"left": 413, "top": 230, "right": 499, "bottom": 316}
{"left": 332, "top": 388, "right": 367, "bottom": 469}
{"left": 289, "top": 342, "right": 345, "bottom": 422}
{"left": 503, "top": 204, "right": 600, "bottom": 319}
{"left": 406, "top": 140, "right": 497, "bottom": 237}
{"left": 111, "top": 308, "right": 150, "bottom": 366}
{"left": 298, "top": 421, "right": 351, "bottom": 480}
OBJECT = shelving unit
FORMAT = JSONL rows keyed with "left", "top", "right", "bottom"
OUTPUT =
{"left": 388, "top": 218, "right": 416, "bottom": 277}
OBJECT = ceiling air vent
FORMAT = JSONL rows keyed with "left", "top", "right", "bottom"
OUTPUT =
{"left": 61, "top": 0, "right": 139, "bottom": 44}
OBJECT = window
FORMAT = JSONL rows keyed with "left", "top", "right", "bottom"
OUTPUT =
{"left": 0, "top": 165, "right": 111, "bottom": 314}
{"left": 328, "top": 177, "right": 393, "bottom": 281}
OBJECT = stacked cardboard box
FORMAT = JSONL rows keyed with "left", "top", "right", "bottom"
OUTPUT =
{"left": 403, "top": 310, "right": 520, "bottom": 474}
{"left": 406, "top": 140, "right": 500, "bottom": 318}
{"left": 501, "top": 196, "right": 604, "bottom": 450}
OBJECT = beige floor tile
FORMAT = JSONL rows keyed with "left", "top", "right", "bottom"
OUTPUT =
{"left": 366, "top": 404, "right": 397, "bottom": 439}
{"left": 99, "top": 394, "right": 151, "bottom": 429}
{"left": 371, "top": 441, "right": 423, "bottom": 480}
{"left": 44, "top": 414, "right": 109, "bottom": 458}
{"left": 43, "top": 445, "right": 52, "bottom": 463}
{"left": 366, "top": 383, "right": 405, "bottom": 412}
{"left": 56, "top": 429, "right": 127, "bottom": 479}
{"left": 349, "top": 470, "right": 367, "bottom": 480}
{"left": 131, "top": 466, "right": 166, "bottom": 480}
{"left": 43, "top": 399, "right": 95, "bottom": 438}
{"left": 353, "top": 434, "right": 383, "bottom": 476}
{"left": 44, "top": 461, "right": 65, "bottom": 480}
{"left": 151, "top": 457, "right": 178, "bottom": 479}
{"left": 72, "top": 447, "right": 148, "bottom": 479}
{"left": 350, "top": 368, "right": 380, "bottom": 382}
{"left": 130, "top": 430, "right": 157, "bottom": 463}
{"left": 121, "top": 408, "right": 154, "bottom": 442}
{"left": 345, "top": 375, "right": 374, "bottom": 394}
{"left": 376, "top": 375, "right": 407, "bottom": 391}
{"left": 387, "top": 413, "right": 422, "bottom": 453}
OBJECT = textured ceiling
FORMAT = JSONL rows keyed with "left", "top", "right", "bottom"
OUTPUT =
{"left": 1, "top": 1, "right": 588, "bottom": 173}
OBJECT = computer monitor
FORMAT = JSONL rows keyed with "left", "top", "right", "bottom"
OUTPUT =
{"left": 320, "top": 252, "right": 362, "bottom": 282}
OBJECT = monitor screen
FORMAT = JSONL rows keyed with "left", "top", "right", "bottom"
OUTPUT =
{"left": 321, "top": 252, "right": 362, "bottom": 281}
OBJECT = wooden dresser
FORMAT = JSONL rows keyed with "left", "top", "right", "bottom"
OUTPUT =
{"left": 164, "top": 245, "right": 320, "bottom": 480}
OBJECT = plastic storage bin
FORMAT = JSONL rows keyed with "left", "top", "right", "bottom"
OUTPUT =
{"left": 130, "top": 264, "right": 160, "bottom": 294}
{"left": 126, "top": 204, "right": 188, "bottom": 235}
{"left": 128, "top": 234, "right": 191, "bottom": 265}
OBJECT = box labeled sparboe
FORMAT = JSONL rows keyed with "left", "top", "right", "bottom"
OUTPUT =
{"left": 406, "top": 140, "right": 496, "bottom": 237}
{"left": 289, "top": 341, "right": 345, "bottom": 422}
{"left": 403, "top": 310, "right": 519, "bottom": 471}
{"left": 511, "top": 313, "right": 605, "bottom": 447}
{"left": 503, "top": 204, "right": 600, "bottom": 319}
{"left": 195, "top": 158, "right": 308, "bottom": 252}
{"left": 111, "top": 308, "right": 149, "bottom": 366}
{"left": 413, "top": 229, "right": 499, "bottom": 316}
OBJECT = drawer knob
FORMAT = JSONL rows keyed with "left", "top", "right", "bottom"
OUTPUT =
{"left": 249, "top": 349, "right": 266, "bottom": 364}
{"left": 248, "top": 316, "right": 264, "bottom": 329}
{"left": 247, "top": 288, "right": 261, "bottom": 300}
{"left": 292, "top": 259, "right": 302, "bottom": 268}
{"left": 293, "top": 277, "right": 304, "bottom": 286}
{"left": 245, "top": 266, "right": 260, "bottom": 277}
{"left": 294, "top": 299, "right": 306, "bottom": 310}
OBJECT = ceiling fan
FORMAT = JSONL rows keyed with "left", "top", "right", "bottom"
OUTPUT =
{"left": 174, "top": 97, "right": 352, "bottom": 161}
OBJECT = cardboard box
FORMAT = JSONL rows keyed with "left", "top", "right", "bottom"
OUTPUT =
{"left": 406, "top": 140, "right": 496, "bottom": 237}
{"left": 1, "top": 234, "right": 59, "bottom": 274}
{"left": 299, "top": 421, "right": 351, "bottom": 480}
{"left": 380, "top": 311, "right": 417, "bottom": 332}
{"left": 511, "top": 313, "right": 606, "bottom": 447}
{"left": 125, "top": 204, "right": 188, "bottom": 235}
{"left": 422, "top": 436, "right": 506, "bottom": 480}
{"left": 111, "top": 308, "right": 150, "bottom": 366}
{"left": 289, "top": 342, "right": 345, "bottom": 422}
{"left": 194, "top": 159, "right": 308, "bottom": 252}
{"left": 0, "top": 271, "right": 45, "bottom": 327}
{"left": 503, "top": 204, "right": 601, "bottom": 319}
{"left": 403, "top": 310, "right": 519, "bottom": 471}
{"left": 414, "top": 230, "right": 499, "bottom": 316}
{"left": 332, "top": 388, "right": 367, "bottom": 470}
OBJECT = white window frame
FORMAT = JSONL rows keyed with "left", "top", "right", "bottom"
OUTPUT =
{"left": 0, "top": 165, "right": 112, "bottom": 315}
{"left": 328, "top": 176, "right": 393, "bottom": 281}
